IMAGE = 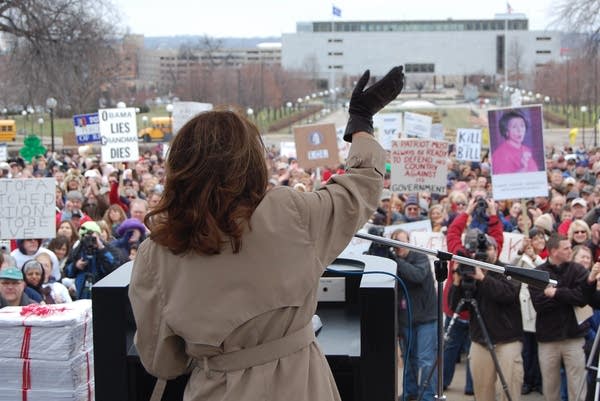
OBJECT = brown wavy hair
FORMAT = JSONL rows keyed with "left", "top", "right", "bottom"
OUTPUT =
{"left": 146, "top": 110, "right": 268, "bottom": 255}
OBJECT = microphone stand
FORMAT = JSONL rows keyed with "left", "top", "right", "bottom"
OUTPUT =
{"left": 355, "top": 232, "right": 556, "bottom": 401}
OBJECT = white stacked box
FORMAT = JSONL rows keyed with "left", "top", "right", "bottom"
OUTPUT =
{"left": 0, "top": 300, "right": 94, "bottom": 401}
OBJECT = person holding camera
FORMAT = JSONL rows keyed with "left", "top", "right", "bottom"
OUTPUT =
{"left": 64, "top": 221, "right": 123, "bottom": 299}
{"left": 449, "top": 228, "right": 523, "bottom": 401}
{"left": 390, "top": 229, "right": 437, "bottom": 401}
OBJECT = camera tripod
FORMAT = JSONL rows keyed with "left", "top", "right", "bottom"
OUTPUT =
{"left": 423, "top": 287, "right": 513, "bottom": 401}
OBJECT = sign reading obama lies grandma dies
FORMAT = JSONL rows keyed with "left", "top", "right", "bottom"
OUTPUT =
{"left": 0, "top": 178, "right": 55, "bottom": 239}
{"left": 99, "top": 107, "right": 139, "bottom": 163}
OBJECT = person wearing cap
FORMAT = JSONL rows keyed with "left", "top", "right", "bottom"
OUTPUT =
{"left": 64, "top": 221, "right": 123, "bottom": 299}
{"left": 372, "top": 189, "right": 402, "bottom": 225}
{"left": 558, "top": 198, "right": 588, "bottom": 235}
{"left": 0, "top": 267, "right": 37, "bottom": 308}
{"left": 10, "top": 238, "right": 60, "bottom": 281}
{"left": 399, "top": 194, "right": 425, "bottom": 223}
{"left": 110, "top": 218, "right": 147, "bottom": 261}
{"left": 0, "top": 161, "right": 10, "bottom": 178}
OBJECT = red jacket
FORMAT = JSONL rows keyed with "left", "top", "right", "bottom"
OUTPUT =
{"left": 443, "top": 212, "right": 504, "bottom": 319}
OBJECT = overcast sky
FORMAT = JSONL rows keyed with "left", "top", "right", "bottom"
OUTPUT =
{"left": 115, "top": 0, "right": 561, "bottom": 38}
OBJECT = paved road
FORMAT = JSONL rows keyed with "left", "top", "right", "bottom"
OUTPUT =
{"left": 398, "top": 356, "right": 545, "bottom": 401}
{"left": 264, "top": 107, "right": 580, "bottom": 150}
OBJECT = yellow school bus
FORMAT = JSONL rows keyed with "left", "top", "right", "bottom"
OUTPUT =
{"left": 138, "top": 117, "right": 173, "bottom": 142}
{"left": 0, "top": 120, "right": 16, "bottom": 142}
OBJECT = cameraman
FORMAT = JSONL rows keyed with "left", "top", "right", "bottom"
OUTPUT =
{"left": 390, "top": 229, "right": 437, "bottom": 401}
{"left": 442, "top": 196, "right": 504, "bottom": 394}
{"left": 64, "top": 221, "right": 123, "bottom": 299}
{"left": 449, "top": 228, "right": 523, "bottom": 401}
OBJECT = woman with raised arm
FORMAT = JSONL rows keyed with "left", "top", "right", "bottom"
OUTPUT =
{"left": 129, "top": 66, "right": 404, "bottom": 401}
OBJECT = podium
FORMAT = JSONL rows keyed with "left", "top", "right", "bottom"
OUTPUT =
{"left": 92, "top": 254, "right": 398, "bottom": 401}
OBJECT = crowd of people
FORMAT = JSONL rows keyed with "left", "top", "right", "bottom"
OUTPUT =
{"left": 362, "top": 146, "right": 600, "bottom": 401}
{"left": 0, "top": 115, "right": 599, "bottom": 401}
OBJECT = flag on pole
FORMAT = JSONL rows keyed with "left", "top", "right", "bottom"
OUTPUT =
{"left": 332, "top": 5, "right": 342, "bottom": 17}
{"left": 506, "top": 2, "right": 513, "bottom": 14}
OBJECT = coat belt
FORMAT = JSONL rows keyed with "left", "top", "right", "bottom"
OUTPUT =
{"left": 193, "top": 320, "right": 316, "bottom": 373}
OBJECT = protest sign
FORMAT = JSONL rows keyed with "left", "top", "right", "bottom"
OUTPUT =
{"left": 0, "top": 178, "right": 55, "bottom": 239}
{"left": 390, "top": 138, "right": 449, "bottom": 195}
{"left": 172, "top": 102, "right": 213, "bottom": 136}
{"left": 455, "top": 128, "right": 482, "bottom": 162}
{"left": 488, "top": 105, "right": 548, "bottom": 200}
{"left": 99, "top": 108, "right": 139, "bottom": 163}
{"left": 73, "top": 113, "right": 100, "bottom": 145}
{"left": 374, "top": 113, "right": 402, "bottom": 150}
{"left": 403, "top": 112, "right": 432, "bottom": 138}
{"left": 280, "top": 141, "right": 297, "bottom": 159}
{"left": 0, "top": 144, "right": 6, "bottom": 162}
{"left": 498, "top": 231, "right": 525, "bottom": 264}
{"left": 293, "top": 123, "right": 339, "bottom": 169}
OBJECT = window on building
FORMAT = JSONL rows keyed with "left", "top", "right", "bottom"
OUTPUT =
{"left": 405, "top": 63, "right": 435, "bottom": 73}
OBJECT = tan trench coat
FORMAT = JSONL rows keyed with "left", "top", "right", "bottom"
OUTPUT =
{"left": 129, "top": 135, "right": 385, "bottom": 401}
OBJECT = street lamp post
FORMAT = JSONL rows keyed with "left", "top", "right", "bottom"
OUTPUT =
{"left": 37, "top": 118, "right": 44, "bottom": 142}
{"left": 165, "top": 104, "right": 174, "bottom": 135}
{"left": 544, "top": 96, "right": 550, "bottom": 129}
{"left": 20, "top": 110, "right": 27, "bottom": 135}
{"left": 46, "top": 97, "right": 57, "bottom": 153}
{"left": 581, "top": 106, "right": 588, "bottom": 148}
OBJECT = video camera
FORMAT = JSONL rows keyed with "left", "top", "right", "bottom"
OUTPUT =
{"left": 457, "top": 230, "right": 490, "bottom": 290}
{"left": 80, "top": 232, "right": 98, "bottom": 262}
{"left": 365, "top": 225, "right": 393, "bottom": 258}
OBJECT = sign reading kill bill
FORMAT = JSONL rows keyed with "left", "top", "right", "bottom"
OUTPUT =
{"left": 390, "top": 138, "right": 449, "bottom": 195}
{"left": 293, "top": 123, "right": 339, "bottom": 169}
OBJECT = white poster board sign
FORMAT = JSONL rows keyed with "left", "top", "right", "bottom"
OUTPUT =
{"left": 339, "top": 220, "right": 433, "bottom": 258}
{"left": 430, "top": 123, "right": 445, "bottom": 140}
{"left": 403, "top": 112, "right": 433, "bottom": 138}
{"left": 455, "top": 128, "right": 482, "bottom": 162}
{"left": 172, "top": 102, "right": 213, "bottom": 136}
{"left": 336, "top": 126, "right": 351, "bottom": 161}
{"left": 488, "top": 106, "right": 548, "bottom": 200}
{"left": 0, "top": 178, "right": 55, "bottom": 239}
{"left": 374, "top": 113, "right": 402, "bottom": 150}
{"left": 280, "top": 141, "right": 297, "bottom": 159}
{"left": 0, "top": 144, "right": 6, "bottom": 162}
{"left": 99, "top": 108, "right": 139, "bottom": 163}
{"left": 498, "top": 231, "right": 525, "bottom": 264}
{"left": 390, "top": 138, "right": 449, "bottom": 195}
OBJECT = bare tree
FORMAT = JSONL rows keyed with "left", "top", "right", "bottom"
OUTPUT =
{"left": 508, "top": 39, "right": 525, "bottom": 88}
{"left": 0, "top": 0, "right": 124, "bottom": 113}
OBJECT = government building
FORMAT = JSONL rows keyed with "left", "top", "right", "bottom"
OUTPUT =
{"left": 281, "top": 14, "right": 565, "bottom": 90}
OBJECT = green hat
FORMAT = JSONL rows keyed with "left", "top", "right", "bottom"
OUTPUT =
{"left": 79, "top": 221, "right": 101, "bottom": 237}
{"left": 0, "top": 267, "right": 24, "bottom": 281}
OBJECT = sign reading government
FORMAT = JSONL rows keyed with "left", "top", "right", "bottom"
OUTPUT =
{"left": 0, "top": 178, "right": 55, "bottom": 239}
{"left": 390, "top": 138, "right": 448, "bottom": 195}
{"left": 99, "top": 108, "right": 139, "bottom": 162}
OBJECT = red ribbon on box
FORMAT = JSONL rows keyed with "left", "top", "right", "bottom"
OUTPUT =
{"left": 14, "top": 304, "right": 92, "bottom": 401}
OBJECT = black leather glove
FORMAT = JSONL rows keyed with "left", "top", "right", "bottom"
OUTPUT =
{"left": 343, "top": 66, "right": 404, "bottom": 142}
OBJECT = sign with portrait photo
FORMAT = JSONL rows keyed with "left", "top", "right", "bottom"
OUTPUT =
{"left": 488, "top": 105, "right": 547, "bottom": 200}
{"left": 293, "top": 123, "right": 339, "bottom": 169}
